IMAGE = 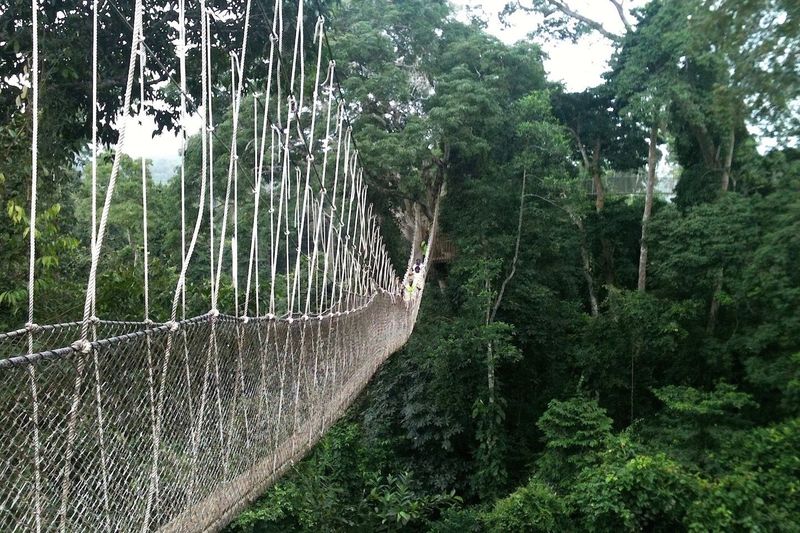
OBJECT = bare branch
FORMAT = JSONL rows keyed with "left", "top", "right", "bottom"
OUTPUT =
{"left": 547, "top": 0, "right": 623, "bottom": 42}
{"left": 490, "top": 171, "right": 526, "bottom": 324}
{"left": 608, "top": 0, "right": 633, "bottom": 33}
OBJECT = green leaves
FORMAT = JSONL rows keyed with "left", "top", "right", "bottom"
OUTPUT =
{"left": 570, "top": 448, "right": 699, "bottom": 532}
{"left": 483, "top": 478, "right": 567, "bottom": 532}
{"left": 652, "top": 383, "right": 757, "bottom": 418}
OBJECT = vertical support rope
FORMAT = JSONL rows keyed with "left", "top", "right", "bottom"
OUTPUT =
{"left": 27, "top": 0, "right": 42, "bottom": 530}
{"left": 27, "top": 0, "right": 38, "bottom": 337}
{"left": 207, "top": 10, "right": 216, "bottom": 313}
{"left": 61, "top": 0, "right": 144, "bottom": 529}
{"left": 178, "top": 0, "right": 188, "bottom": 321}
{"left": 139, "top": 24, "right": 161, "bottom": 531}
{"left": 140, "top": 34, "right": 150, "bottom": 322}
{"left": 90, "top": 1, "right": 110, "bottom": 524}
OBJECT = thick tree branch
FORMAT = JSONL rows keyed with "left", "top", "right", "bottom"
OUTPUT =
{"left": 530, "top": 0, "right": 623, "bottom": 41}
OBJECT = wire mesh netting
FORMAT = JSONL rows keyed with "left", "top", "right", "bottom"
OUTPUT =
{"left": 0, "top": 292, "right": 420, "bottom": 531}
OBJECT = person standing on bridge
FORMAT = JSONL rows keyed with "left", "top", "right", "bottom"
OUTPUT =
{"left": 412, "top": 258, "right": 424, "bottom": 293}
{"left": 403, "top": 266, "right": 415, "bottom": 301}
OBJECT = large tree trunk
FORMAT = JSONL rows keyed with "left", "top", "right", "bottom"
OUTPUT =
{"left": 708, "top": 128, "right": 735, "bottom": 333}
{"left": 573, "top": 216, "right": 599, "bottom": 317}
{"left": 720, "top": 128, "right": 735, "bottom": 192}
{"left": 591, "top": 140, "right": 605, "bottom": 212}
{"left": 574, "top": 133, "right": 605, "bottom": 213}
{"left": 637, "top": 125, "right": 658, "bottom": 292}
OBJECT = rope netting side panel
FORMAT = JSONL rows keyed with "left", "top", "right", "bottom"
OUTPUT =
{"left": 0, "top": 0, "right": 443, "bottom": 529}
{"left": 0, "top": 293, "right": 419, "bottom": 532}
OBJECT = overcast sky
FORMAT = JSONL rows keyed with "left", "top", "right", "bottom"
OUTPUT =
{"left": 451, "top": 0, "right": 642, "bottom": 89}
{"left": 122, "top": 0, "right": 644, "bottom": 161}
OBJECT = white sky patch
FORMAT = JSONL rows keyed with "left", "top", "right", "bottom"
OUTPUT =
{"left": 451, "top": 0, "right": 646, "bottom": 91}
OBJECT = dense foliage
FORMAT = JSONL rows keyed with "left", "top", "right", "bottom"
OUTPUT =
{"left": 224, "top": 1, "right": 800, "bottom": 531}
{"left": 2, "top": 0, "right": 798, "bottom": 531}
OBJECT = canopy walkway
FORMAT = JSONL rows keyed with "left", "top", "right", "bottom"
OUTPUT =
{"left": 0, "top": 0, "right": 436, "bottom": 530}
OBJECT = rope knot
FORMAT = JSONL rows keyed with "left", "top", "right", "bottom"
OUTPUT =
{"left": 306, "top": 153, "right": 314, "bottom": 162}
{"left": 287, "top": 317, "right": 294, "bottom": 324}
{"left": 166, "top": 321, "right": 179, "bottom": 332}
{"left": 144, "top": 318, "right": 155, "bottom": 327}
{"left": 71, "top": 339, "right": 92, "bottom": 354}
{"left": 266, "top": 313, "right": 275, "bottom": 320}
{"left": 25, "top": 322, "right": 41, "bottom": 333}
{"left": 89, "top": 315, "right": 100, "bottom": 325}
{"left": 301, "top": 314, "right": 309, "bottom": 321}
{"left": 209, "top": 308, "right": 220, "bottom": 318}
{"left": 241, "top": 315, "right": 250, "bottom": 324}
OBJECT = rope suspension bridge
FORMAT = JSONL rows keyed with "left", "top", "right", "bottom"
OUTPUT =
{"left": 1, "top": 0, "right": 438, "bottom": 530}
